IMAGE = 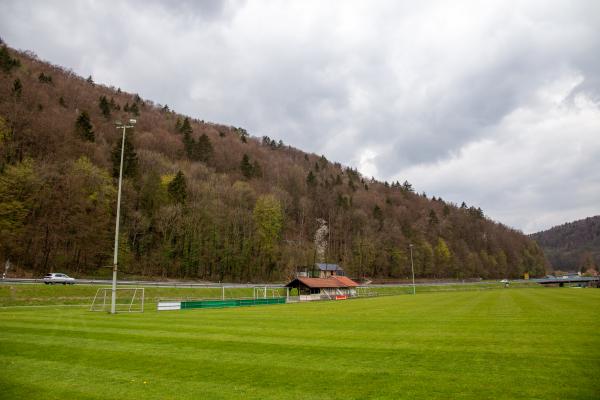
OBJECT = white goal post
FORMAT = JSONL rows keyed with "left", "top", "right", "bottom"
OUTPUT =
{"left": 90, "top": 287, "right": 145, "bottom": 313}
{"left": 253, "top": 286, "right": 288, "bottom": 299}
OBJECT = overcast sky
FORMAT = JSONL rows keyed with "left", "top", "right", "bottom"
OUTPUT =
{"left": 2, "top": 0, "right": 599, "bottom": 233}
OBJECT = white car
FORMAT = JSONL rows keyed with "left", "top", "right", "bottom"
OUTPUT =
{"left": 43, "top": 273, "right": 75, "bottom": 285}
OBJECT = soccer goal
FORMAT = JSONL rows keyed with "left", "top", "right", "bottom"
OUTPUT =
{"left": 90, "top": 287, "right": 145, "bottom": 313}
{"left": 253, "top": 286, "right": 288, "bottom": 299}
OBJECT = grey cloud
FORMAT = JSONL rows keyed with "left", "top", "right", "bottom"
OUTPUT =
{"left": 1, "top": 0, "right": 599, "bottom": 231}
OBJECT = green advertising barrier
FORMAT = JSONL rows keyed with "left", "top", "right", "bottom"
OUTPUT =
{"left": 180, "top": 297, "right": 286, "bottom": 310}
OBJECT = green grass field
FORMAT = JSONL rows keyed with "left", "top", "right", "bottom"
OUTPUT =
{"left": 0, "top": 288, "right": 598, "bottom": 399}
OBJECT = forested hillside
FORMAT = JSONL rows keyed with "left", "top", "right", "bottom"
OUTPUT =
{"left": 531, "top": 216, "right": 600, "bottom": 272}
{"left": 0, "top": 43, "right": 547, "bottom": 281}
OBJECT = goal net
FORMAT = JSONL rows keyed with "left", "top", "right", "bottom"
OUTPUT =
{"left": 90, "top": 287, "right": 145, "bottom": 313}
{"left": 253, "top": 286, "right": 287, "bottom": 299}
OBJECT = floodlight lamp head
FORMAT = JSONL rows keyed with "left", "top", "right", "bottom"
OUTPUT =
{"left": 115, "top": 121, "right": 122, "bottom": 126}
{"left": 129, "top": 119, "right": 137, "bottom": 125}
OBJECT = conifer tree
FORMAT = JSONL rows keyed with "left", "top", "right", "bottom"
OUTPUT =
{"left": 240, "top": 154, "right": 253, "bottom": 179}
{"left": 11, "top": 79, "right": 22, "bottom": 98}
{"left": 306, "top": 170, "right": 317, "bottom": 186}
{"left": 180, "top": 117, "right": 192, "bottom": 135}
{"left": 428, "top": 209, "right": 439, "bottom": 225}
{"left": 38, "top": 72, "right": 52, "bottom": 83}
{"left": 373, "top": 205, "right": 384, "bottom": 229}
{"left": 0, "top": 45, "right": 20, "bottom": 73}
{"left": 168, "top": 170, "right": 187, "bottom": 204}
{"left": 194, "top": 133, "right": 213, "bottom": 163}
{"left": 75, "top": 111, "right": 94, "bottom": 142}
{"left": 111, "top": 134, "right": 137, "bottom": 178}
{"left": 129, "top": 102, "right": 139, "bottom": 116}
{"left": 99, "top": 96, "right": 110, "bottom": 118}
{"left": 109, "top": 97, "right": 119, "bottom": 111}
{"left": 236, "top": 127, "right": 248, "bottom": 143}
{"left": 178, "top": 118, "right": 193, "bottom": 157}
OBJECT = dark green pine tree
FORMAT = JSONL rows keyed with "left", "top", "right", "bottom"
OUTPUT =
{"left": 129, "top": 102, "right": 139, "bottom": 116}
{"left": 0, "top": 45, "right": 20, "bottom": 73}
{"left": 168, "top": 170, "right": 187, "bottom": 204}
{"left": 428, "top": 209, "right": 439, "bottom": 225}
{"left": 373, "top": 204, "right": 384, "bottom": 229}
{"left": 111, "top": 134, "right": 138, "bottom": 178}
{"left": 38, "top": 72, "right": 53, "bottom": 83}
{"left": 373, "top": 204, "right": 383, "bottom": 220}
{"left": 240, "top": 154, "right": 253, "bottom": 179}
{"left": 306, "top": 170, "right": 317, "bottom": 186}
{"left": 75, "top": 111, "right": 94, "bottom": 142}
{"left": 11, "top": 78, "right": 22, "bottom": 98}
{"left": 194, "top": 133, "right": 213, "bottom": 163}
{"left": 109, "top": 97, "right": 119, "bottom": 111}
{"left": 99, "top": 95, "right": 111, "bottom": 118}
{"left": 237, "top": 127, "right": 248, "bottom": 143}
{"left": 180, "top": 118, "right": 194, "bottom": 158}
{"left": 180, "top": 117, "right": 192, "bottom": 135}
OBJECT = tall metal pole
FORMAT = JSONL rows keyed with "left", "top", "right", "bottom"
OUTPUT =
{"left": 111, "top": 120, "right": 135, "bottom": 314}
{"left": 409, "top": 244, "right": 416, "bottom": 295}
{"left": 111, "top": 125, "right": 127, "bottom": 314}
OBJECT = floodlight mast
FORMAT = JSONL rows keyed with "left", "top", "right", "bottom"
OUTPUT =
{"left": 111, "top": 119, "right": 136, "bottom": 314}
{"left": 409, "top": 244, "right": 416, "bottom": 295}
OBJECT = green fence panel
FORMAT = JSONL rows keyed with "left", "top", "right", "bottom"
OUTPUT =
{"left": 181, "top": 297, "right": 286, "bottom": 310}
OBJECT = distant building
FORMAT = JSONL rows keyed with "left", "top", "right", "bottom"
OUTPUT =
{"left": 285, "top": 276, "right": 359, "bottom": 301}
{"left": 296, "top": 263, "right": 346, "bottom": 278}
{"left": 315, "top": 263, "right": 345, "bottom": 278}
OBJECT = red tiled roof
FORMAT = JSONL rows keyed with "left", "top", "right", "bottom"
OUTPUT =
{"left": 331, "top": 276, "right": 359, "bottom": 287}
{"left": 287, "top": 276, "right": 359, "bottom": 289}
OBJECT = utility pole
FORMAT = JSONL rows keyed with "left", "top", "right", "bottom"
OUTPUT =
{"left": 409, "top": 244, "right": 416, "bottom": 295}
{"left": 111, "top": 119, "right": 136, "bottom": 314}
